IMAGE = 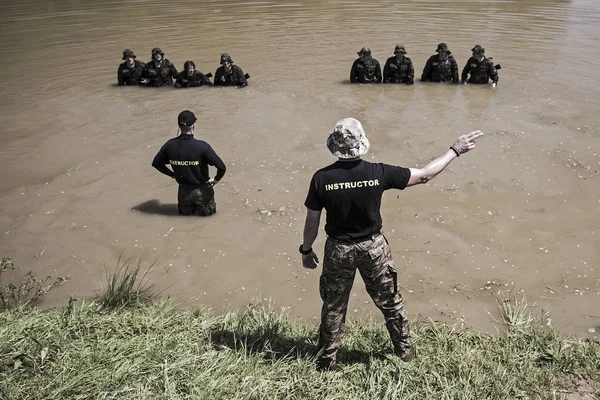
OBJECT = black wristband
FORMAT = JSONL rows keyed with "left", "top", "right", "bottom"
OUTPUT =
{"left": 299, "top": 245, "right": 312, "bottom": 255}
{"left": 450, "top": 146, "right": 461, "bottom": 157}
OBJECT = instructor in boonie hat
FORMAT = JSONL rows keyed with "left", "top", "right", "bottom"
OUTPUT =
{"left": 300, "top": 117, "right": 485, "bottom": 372}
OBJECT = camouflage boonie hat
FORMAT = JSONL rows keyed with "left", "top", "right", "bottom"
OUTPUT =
{"left": 357, "top": 47, "right": 371, "bottom": 57}
{"left": 220, "top": 53, "right": 233, "bottom": 64}
{"left": 394, "top": 45, "right": 406, "bottom": 54}
{"left": 122, "top": 49, "right": 136, "bottom": 60}
{"left": 327, "top": 118, "right": 370, "bottom": 159}
{"left": 151, "top": 47, "right": 164, "bottom": 56}
{"left": 436, "top": 43, "right": 449, "bottom": 52}
{"left": 471, "top": 44, "right": 485, "bottom": 54}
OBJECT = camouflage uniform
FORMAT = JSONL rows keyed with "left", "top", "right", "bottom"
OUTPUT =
{"left": 461, "top": 45, "right": 499, "bottom": 85}
{"left": 117, "top": 49, "right": 145, "bottom": 86}
{"left": 350, "top": 48, "right": 382, "bottom": 84}
{"left": 177, "top": 184, "right": 216, "bottom": 216}
{"left": 383, "top": 46, "right": 414, "bottom": 84}
{"left": 214, "top": 53, "right": 247, "bottom": 87}
{"left": 142, "top": 48, "right": 179, "bottom": 87}
{"left": 421, "top": 43, "right": 459, "bottom": 83}
{"left": 175, "top": 71, "right": 212, "bottom": 87}
{"left": 318, "top": 233, "right": 411, "bottom": 368}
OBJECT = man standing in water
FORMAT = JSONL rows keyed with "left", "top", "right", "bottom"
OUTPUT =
{"left": 141, "top": 47, "right": 179, "bottom": 87}
{"left": 461, "top": 45, "right": 499, "bottom": 88}
{"left": 421, "top": 43, "right": 459, "bottom": 83}
{"left": 350, "top": 47, "right": 382, "bottom": 84}
{"left": 152, "top": 110, "right": 226, "bottom": 216}
{"left": 214, "top": 53, "right": 248, "bottom": 87}
{"left": 300, "top": 118, "right": 483, "bottom": 371}
{"left": 117, "top": 49, "right": 145, "bottom": 85}
{"left": 382, "top": 45, "right": 414, "bottom": 84}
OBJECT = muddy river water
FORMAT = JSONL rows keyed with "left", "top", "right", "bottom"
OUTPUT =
{"left": 0, "top": 0, "right": 598, "bottom": 336}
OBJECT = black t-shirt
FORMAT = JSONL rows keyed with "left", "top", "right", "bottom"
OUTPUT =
{"left": 152, "top": 135, "right": 226, "bottom": 185}
{"left": 304, "top": 159, "right": 411, "bottom": 240}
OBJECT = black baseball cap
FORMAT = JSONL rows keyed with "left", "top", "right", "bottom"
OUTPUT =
{"left": 178, "top": 110, "right": 197, "bottom": 127}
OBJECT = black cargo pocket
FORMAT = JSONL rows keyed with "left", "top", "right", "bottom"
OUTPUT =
{"left": 388, "top": 265, "right": 398, "bottom": 294}
{"left": 319, "top": 275, "right": 327, "bottom": 301}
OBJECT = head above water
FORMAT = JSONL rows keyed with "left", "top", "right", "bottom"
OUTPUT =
{"left": 122, "top": 49, "right": 136, "bottom": 60}
{"left": 184, "top": 60, "right": 196, "bottom": 73}
{"left": 357, "top": 47, "right": 371, "bottom": 58}
{"left": 220, "top": 53, "right": 233, "bottom": 65}
{"left": 327, "top": 118, "right": 370, "bottom": 159}
{"left": 436, "top": 42, "right": 449, "bottom": 53}
{"left": 394, "top": 45, "right": 406, "bottom": 55}
{"left": 471, "top": 44, "right": 485, "bottom": 55}
{"left": 152, "top": 47, "right": 164, "bottom": 61}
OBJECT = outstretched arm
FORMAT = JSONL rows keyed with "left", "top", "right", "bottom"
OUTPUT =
{"left": 406, "top": 130, "right": 483, "bottom": 187}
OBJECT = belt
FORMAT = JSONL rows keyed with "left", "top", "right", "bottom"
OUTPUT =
{"left": 331, "top": 231, "right": 382, "bottom": 244}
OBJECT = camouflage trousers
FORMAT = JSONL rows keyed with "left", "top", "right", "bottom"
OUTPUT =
{"left": 177, "top": 184, "right": 216, "bottom": 216}
{"left": 318, "top": 233, "right": 411, "bottom": 366}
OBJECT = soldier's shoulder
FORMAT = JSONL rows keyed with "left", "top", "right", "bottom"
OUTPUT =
{"left": 404, "top": 56, "right": 412, "bottom": 62}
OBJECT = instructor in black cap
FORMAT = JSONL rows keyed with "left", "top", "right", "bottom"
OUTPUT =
{"left": 152, "top": 110, "right": 227, "bottom": 216}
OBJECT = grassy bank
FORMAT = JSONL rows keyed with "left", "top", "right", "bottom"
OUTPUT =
{"left": 1, "top": 298, "right": 599, "bottom": 400}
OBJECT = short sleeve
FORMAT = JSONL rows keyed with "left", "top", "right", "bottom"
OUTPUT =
{"left": 304, "top": 175, "right": 323, "bottom": 211}
{"left": 382, "top": 164, "right": 411, "bottom": 190}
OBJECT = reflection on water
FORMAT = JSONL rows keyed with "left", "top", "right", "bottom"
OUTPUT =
{"left": 0, "top": 0, "right": 599, "bottom": 336}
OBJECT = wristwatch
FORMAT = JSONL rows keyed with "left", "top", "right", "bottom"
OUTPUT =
{"left": 299, "top": 245, "right": 312, "bottom": 255}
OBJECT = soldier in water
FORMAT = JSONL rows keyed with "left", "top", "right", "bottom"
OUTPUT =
{"left": 117, "top": 49, "right": 145, "bottom": 86}
{"left": 350, "top": 47, "right": 382, "bottom": 84}
{"left": 141, "top": 47, "right": 179, "bottom": 87}
{"left": 175, "top": 61, "right": 212, "bottom": 88}
{"left": 461, "top": 45, "right": 499, "bottom": 88}
{"left": 421, "top": 43, "right": 459, "bottom": 83}
{"left": 382, "top": 45, "right": 414, "bottom": 84}
{"left": 214, "top": 53, "right": 248, "bottom": 87}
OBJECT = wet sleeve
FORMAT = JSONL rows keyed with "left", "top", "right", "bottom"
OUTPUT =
{"left": 451, "top": 58, "right": 459, "bottom": 83}
{"left": 489, "top": 62, "right": 498, "bottom": 84}
{"left": 304, "top": 175, "right": 323, "bottom": 211}
{"left": 407, "top": 59, "right": 414, "bottom": 84}
{"left": 421, "top": 57, "right": 431, "bottom": 81}
{"left": 235, "top": 66, "right": 247, "bottom": 87}
{"left": 169, "top": 61, "right": 179, "bottom": 80}
{"left": 350, "top": 60, "right": 359, "bottom": 83}
{"left": 461, "top": 58, "right": 470, "bottom": 83}
{"left": 381, "top": 164, "right": 411, "bottom": 190}
{"left": 133, "top": 63, "right": 145, "bottom": 84}
{"left": 117, "top": 66, "right": 124, "bottom": 86}
{"left": 383, "top": 59, "right": 390, "bottom": 83}
{"left": 375, "top": 61, "right": 382, "bottom": 83}
{"left": 204, "top": 146, "right": 227, "bottom": 181}
{"left": 214, "top": 68, "right": 223, "bottom": 86}
{"left": 152, "top": 146, "right": 175, "bottom": 178}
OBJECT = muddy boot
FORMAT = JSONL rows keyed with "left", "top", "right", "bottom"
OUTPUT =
{"left": 394, "top": 344, "right": 416, "bottom": 362}
{"left": 316, "top": 358, "right": 338, "bottom": 372}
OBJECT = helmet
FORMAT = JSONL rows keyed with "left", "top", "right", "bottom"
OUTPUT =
{"left": 151, "top": 47, "right": 164, "bottom": 57}
{"left": 436, "top": 43, "right": 449, "bottom": 52}
{"left": 357, "top": 47, "right": 371, "bottom": 57}
{"left": 220, "top": 53, "right": 233, "bottom": 64}
{"left": 122, "top": 49, "right": 136, "bottom": 60}
{"left": 471, "top": 45, "right": 485, "bottom": 54}
{"left": 394, "top": 45, "right": 406, "bottom": 54}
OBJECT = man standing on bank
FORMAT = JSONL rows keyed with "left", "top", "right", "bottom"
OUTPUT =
{"left": 300, "top": 118, "right": 483, "bottom": 371}
{"left": 152, "top": 110, "right": 226, "bottom": 216}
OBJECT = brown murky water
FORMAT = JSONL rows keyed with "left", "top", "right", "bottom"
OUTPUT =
{"left": 1, "top": 0, "right": 598, "bottom": 337}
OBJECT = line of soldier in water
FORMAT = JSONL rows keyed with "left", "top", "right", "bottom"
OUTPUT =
{"left": 352, "top": 43, "right": 500, "bottom": 87}
{"left": 118, "top": 47, "right": 249, "bottom": 88}
{"left": 119, "top": 43, "right": 499, "bottom": 89}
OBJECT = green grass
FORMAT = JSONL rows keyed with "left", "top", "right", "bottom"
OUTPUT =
{"left": 1, "top": 298, "right": 598, "bottom": 400}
